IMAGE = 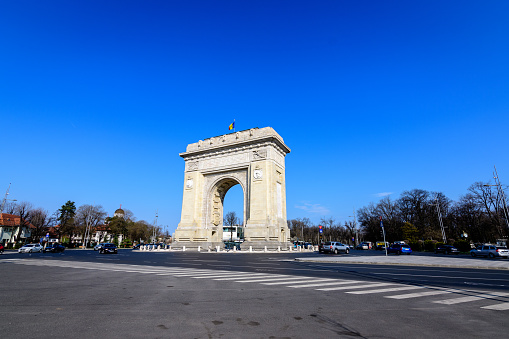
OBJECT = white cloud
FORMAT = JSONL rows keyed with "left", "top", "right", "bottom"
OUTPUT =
{"left": 373, "top": 192, "right": 394, "bottom": 198}
{"left": 295, "top": 202, "right": 330, "bottom": 215}
{"left": 374, "top": 192, "right": 393, "bottom": 197}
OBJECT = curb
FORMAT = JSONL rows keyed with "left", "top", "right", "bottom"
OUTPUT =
{"left": 294, "top": 257, "right": 509, "bottom": 271}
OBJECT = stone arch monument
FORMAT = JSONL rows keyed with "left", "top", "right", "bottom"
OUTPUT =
{"left": 174, "top": 127, "right": 291, "bottom": 250}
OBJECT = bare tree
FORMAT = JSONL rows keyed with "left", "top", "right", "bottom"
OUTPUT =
{"left": 10, "top": 201, "right": 33, "bottom": 244}
{"left": 224, "top": 211, "right": 238, "bottom": 226}
{"left": 224, "top": 212, "right": 238, "bottom": 241}
{"left": 28, "top": 208, "right": 50, "bottom": 241}
{"left": 75, "top": 204, "right": 107, "bottom": 247}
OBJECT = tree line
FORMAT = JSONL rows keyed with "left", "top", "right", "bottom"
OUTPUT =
{"left": 288, "top": 182, "right": 509, "bottom": 248}
{"left": 3, "top": 200, "right": 165, "bottom": 247}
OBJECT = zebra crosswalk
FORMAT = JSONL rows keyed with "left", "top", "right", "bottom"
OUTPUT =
{"left": 3, "top": 258, "right": 509, "bottom": 312}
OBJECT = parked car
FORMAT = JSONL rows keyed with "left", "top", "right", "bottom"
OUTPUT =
{"left": 435, "top": 245, "right": 459, "bottom": 255}
{"left": 387, "top": 244, "right": 412, "bottom": 255}
{"left": 375, "top": 241, "right": 389, "bottom": 250}
{"left": 224, "top": 241, "right": 241, "bottom": 251}
{"left": 99, "top": 243, "right": 117, "bottom": 254}
{"left": 94, "top": 243, "right": 106, "bottom": 251}
{"left": 470, "top": 245, "right": 509, "bottom": 258}
{"left": 18, "top": 243, "right": 43, "bottom": 253}
{"left": 318, "top": 243, "right": 325, "bottom": 253}
{"left": 321, "top": 241, "right": 350, "bottom": 254}
{"left": 0, "top": 243, "right": 4, "bottom": 254}
{"left": 43, "top": 243, "right": 65, "bottom": 253}
{"left": 356, "top": 243, "right": 369, "bottom": 250}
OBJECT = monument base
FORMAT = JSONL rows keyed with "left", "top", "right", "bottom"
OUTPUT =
{"left": 171, "top": 241, "right": 224, "bottom": 251}
{"left": 237, "top": 241, "right": 292, "bottom": 251}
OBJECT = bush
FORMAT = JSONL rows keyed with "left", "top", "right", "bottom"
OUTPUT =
{"left": 453, "top": 239, "right": 471, "bottom": 252}
{"left": 423, "top": 240, "right": 437, "bottom": 252}
{"left": 408, "top": 241, "right": 422, "bottom": 252}
{"left": 121, "top": 239, "right": 132, "bottom": 248}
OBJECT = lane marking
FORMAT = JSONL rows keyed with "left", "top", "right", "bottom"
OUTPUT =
{"left": 434, "top": 292, "right": 509, "bottom": 305}
{"left": 261, "top": 278, "right": 335, "bottom": 286}
{"left": 386, "top": 290, "right": 453, "bottom": 299}
{"left": 212, "top": 274, "right": 287, "bottom": 281}
{"left": 373, "top": 272, "right": 509, "bottom": 282}
{"left": 317, "top": 283, "right": 396, "bottom": 291}
{"left": 288, "top": 280, "right": 364, "bottom": 288}
{"left": 481, "top": 303, "right": 509, "bottom": 310}
{"left": 347, "top": 286, "right": 423, "bottom": 294}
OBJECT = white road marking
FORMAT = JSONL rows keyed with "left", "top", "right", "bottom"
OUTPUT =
{"left": 317, "top": 283, "right": 397, "bottom": 291}
{"left": 288, "top": 280, "right": 363, "bottom": 288}
{"left": 386, "top": 290, "right": 453, "bottom": 299}
{"left": 237, "top": 276, "right": 326, "bottom": 283}
{"left": 347, "top": 286, "right": 423, "bottom": 294}
{"left": 212, "top": 274, "right": 286, "bottom": 281}
{"left": 481, "top": 303, "right": 509, "bottom": 310}
{"left": 434, "top": 292, "right": 509, "bottom": 305}
{"left": 373, "top": 272, "right": 509, "bottom": 282}
{"left": 260, "top": 278, "right": 335, "bottom": 285}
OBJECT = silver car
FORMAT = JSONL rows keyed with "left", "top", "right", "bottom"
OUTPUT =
{"left": 321, "top": 241, "right": 350, "bottom": 254}
{"left": 19, "top": 243, "right": 43, "bottom": 253}
{"left": 470, "top": 245, "right": 509, "bottom": 258}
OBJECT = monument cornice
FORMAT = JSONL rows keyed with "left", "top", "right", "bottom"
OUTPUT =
{"left": 179, "top": 127, "right": 290, "bottom": 159}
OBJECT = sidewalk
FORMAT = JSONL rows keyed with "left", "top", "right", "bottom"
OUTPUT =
{"left": 295, "top": 253, "right": 509, "bottom": 270}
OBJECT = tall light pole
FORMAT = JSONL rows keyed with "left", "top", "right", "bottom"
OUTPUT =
{"left": 484, "top": 165, "right": 509, "bottom": 239}
{"left": 430, "top": 195, "right": 447, "bottom": 244}
{"left": 349, "top": 208, "right": 358, "bottom": 246}
{"left": 1, "top": 183, "right": 17, "bottom": 214}
{"left": 1, "top": 183, "right": 17, "bottom": 245}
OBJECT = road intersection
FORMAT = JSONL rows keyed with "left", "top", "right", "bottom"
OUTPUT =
{"left": 1, "top": 250, "right": 508, "bottom": 338}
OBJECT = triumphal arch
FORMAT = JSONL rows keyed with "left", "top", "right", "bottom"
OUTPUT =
{"left": 174, "top": 127, "right": 291, "bottom": 250}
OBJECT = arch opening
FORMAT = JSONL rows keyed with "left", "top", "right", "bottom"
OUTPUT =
{"left": 209, "top": 177, "right": 245, "bottom": 242}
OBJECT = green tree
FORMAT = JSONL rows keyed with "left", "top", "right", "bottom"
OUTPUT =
{"left": 107, "top": 216, "right": 128, "bottom": 238}
{"left": 57, "top": 201, "right": 76, "bottom": 242}
{"left": 401, "top": 222, "right": 418, "bottom": 243}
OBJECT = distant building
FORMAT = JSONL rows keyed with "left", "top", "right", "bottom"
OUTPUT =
{"left": 0, "top": 213, "right": 33, "bottom": 246}
{"left": 222, "top": 225, "right": 244, "bottom": 241}
{"left": 113, "top": 205, "right": 125, "bottom": 219}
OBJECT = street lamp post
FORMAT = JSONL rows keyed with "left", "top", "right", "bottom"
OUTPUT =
{"left": 349, "top": 209, "right": 358, "bottom": 247}
{"left": 1, "top": 183, "right": 17, "bottom": 246}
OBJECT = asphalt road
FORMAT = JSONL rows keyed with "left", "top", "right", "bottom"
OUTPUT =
{"left": 1, "top": 249, "right": 508, "bottom": 338}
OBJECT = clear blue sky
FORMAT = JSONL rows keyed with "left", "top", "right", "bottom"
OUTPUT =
{"left": 2, "top": 1, "right": 508, "bottom": 234}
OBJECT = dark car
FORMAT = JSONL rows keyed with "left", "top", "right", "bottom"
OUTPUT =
{"left": 99, "top": 243, "right": 117, "bottom": 254}
{"left": 43, "top": 243, "right": 65, "bottom": 253}
{"left": 387, "top": 244, "right": 412, "bottom": 255}
{"left": 435, "top": 245, "right": 459, "bottom": 255}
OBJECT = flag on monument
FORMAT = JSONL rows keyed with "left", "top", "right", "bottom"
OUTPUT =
{"left": 228, "top": 121, "right": 235, "bottom": 130}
